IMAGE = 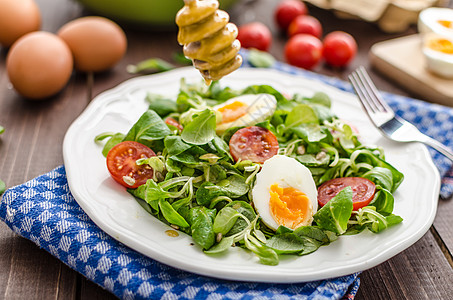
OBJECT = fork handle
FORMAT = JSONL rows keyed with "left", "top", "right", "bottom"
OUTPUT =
{"left": 421, "top": 136, "right": 453, "bottom": 162}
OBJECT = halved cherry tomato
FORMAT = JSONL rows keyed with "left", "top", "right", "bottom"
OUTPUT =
{"left": 317, "top": 177, "right": 376, "bottom": 211}
{"left": 229, "top": 126, "right": 279, "bottom": 163}
{"left": 165, "top": 117, "right": 183, "bottom": 131}
{"left": 106, "top": 141, "right": 156, "bottom": 188}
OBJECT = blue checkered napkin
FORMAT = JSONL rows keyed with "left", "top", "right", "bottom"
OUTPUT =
{"left": 242, "top": 54, "right": 453, "bottom": 199}
{"left": 0, "top": 166, "right": 360, "bottom": 300}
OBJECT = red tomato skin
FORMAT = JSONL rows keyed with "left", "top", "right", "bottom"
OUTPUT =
{"left": 165, "top": 117, "right": 183, "bottom": 131}
{"left": 322, "top": 31, "right": 357, "bottom": 67}
{"left": 106, "top": 141, "right": 156, "bottom": 188}
{"left": 317, "top": 177, "right": 376, "bottom": 211}
{"left": 287, "top": 15, "right": 322, "bottom": 38}
{"left": 229, "top": 126, "right": 279, "bottom": 164}
{"left": 284, "top": 34, "right": 323, "bottom": 70}
{"left": 274, "top": 0, "right": 308, "bottom": 31}
{"left": 237, "top": 22, "right": 272, "bottom": 51}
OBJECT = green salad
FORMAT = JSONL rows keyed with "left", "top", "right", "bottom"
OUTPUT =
{"left": 96, "top": 79, "right": 404, "bottom": 265}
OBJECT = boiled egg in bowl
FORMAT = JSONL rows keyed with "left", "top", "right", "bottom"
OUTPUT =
{"left": 251, "top": 155, "right": 318, "bottom": 231}
{"left": 213, "top": 93, "right": 277, "bottom": 134}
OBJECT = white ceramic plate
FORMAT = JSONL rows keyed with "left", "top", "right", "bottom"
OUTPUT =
{"left": 63, "top": 67, "right": 440, "bottom": 283}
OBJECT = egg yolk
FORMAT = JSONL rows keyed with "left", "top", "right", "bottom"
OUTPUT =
{"left": 428, "top": 38, "right": 453, "bottom": 54}
{"left": 217, "top": 101, "right": 248, "bottom": 123}
{"left": 438, "top": 20, "right": 453, "bottom": 29}
{"left": 269, "top": 183, "right": 312, "bottom": 230}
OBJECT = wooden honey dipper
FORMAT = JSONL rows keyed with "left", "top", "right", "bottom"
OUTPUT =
{"left": 176, "top": 0, "right": 242, "bottom": 85}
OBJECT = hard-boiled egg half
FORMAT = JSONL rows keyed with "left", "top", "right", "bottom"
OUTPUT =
{"left": 418, "top": 7, "right": 453, "bottom": 37}
{"left": 213, "top": 93, "right": 277, "bottom": 134}
{"left": 252, "top": 155, "right": 318, "bottom": 231}
{"left": 418, "top": 7, "right": 453, "bottom": 78}
{"left": 421, "top": 32, "right": 453, "bottom": 78}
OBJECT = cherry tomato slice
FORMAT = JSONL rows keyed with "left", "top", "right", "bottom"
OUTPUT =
{"left": 106, "top": 141, "right": 156, "bottom": 188}
{"left": 165, "top": 117, "right": 183, "bottom": 131}
{"left": 229, "top": 126, "right": 279, "bottom": 163}
{"left": 317, "top": 177, "right": 376, "bottom": 211}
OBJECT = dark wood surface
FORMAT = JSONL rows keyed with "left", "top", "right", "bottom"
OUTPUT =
{"left": 1, "top": 0, "right": 453, "bottom": 299}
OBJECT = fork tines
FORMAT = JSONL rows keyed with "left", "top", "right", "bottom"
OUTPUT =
{"left": 348, "top": 66, "right": 392, "bottom": 114}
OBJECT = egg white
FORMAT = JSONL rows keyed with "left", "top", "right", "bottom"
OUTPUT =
{"left": 422, "top": 32, "right": 453, "bottom": 78}
{"left": 418, "top": 7, "right": 453, "bottom": 37}
{"left": 251, "top": 155, "right": 318, "bottom": 231}
{"left": 213, "top": 93, "right": 277, "bottom": 134}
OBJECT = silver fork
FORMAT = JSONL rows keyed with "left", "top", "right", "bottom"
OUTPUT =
{"left": 348, "top": 66, "right": 453, "bottom": 162}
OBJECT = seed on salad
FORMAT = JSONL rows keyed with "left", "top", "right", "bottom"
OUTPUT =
{"left": 297, "top": 145, "right": 306, "bottom": 155}
{"left": 122, "top": 175, "right": 136, "bottom": 186}
{"left": 316, "top": 151, "right": 327, "bottom": 160}
{"left": 216, "top": 232, "right": 223, "bottom": 243}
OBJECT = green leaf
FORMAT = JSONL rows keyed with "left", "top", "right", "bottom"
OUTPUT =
{"left": 181, "top": 109, "right": 217, "bottom": 145}
{"left": 127, "top": 58, "right": 174, "bottom": 74}
{"left": 248, "top": 49, "right": 276, "bottom": 68}
{"left": 124, "top": 110, "right": 171, "bottom": 146}
{"left": 145, "top": 93, "right": 178, "bottom": 117}
{"left": 213, "top": 207, "right": 241, "bottom": 235}
{"left": 285, "top": 104, "right": 318, "bottom": 129}
{"left": 224, "top": 201, "right": 256, "bottom": 236}
{"left": 158, "top": 199, "right": 190, "bottom": 228}
{"left": 0, "top": 125, "right": 4, "bottom": 135}
{"left": 313, "top": 187, "right": 353, "bottom": 235}
{"left": 0, "top": 179, "right": 6, "bottom": 195}
{"left": 189, "top": 206, "right": 216, "bottom": 250}
{"left": 266, "top": 233, "right": 305, "bottom": 254}
{"left": 291, "top": 124, "right": 327, "bottom": 142}
{"left": 369, "top": 186, "right": 395, "bottom": 215}
{"left": 164, "top": 136, "right": 192, "bottom": 156}
{"left": 363, "top": 167, "right": 394, "bottom": 192}
{"left": 204, "top": 236, "right": 234, "bottom": 254}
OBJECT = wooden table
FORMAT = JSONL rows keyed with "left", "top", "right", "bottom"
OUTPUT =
{"left": 1, "top": 0, "right": 453, "bottom": 298}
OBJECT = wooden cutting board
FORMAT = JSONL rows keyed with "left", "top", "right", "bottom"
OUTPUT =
{"left": 369, "top": 34, "right": 453, "bottom": 107}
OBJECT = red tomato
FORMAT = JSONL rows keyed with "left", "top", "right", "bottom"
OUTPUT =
{"left": 229, "top": 126, "right": 279, "bottom": 163}
{"left": 284, "top": 34, "right": 323, "bottom": 70}
{"left": 165, "top": 117, "right": 183, "bottom": 131}
{"left": 237, "top": 22, "right": 272, "bottom": 51}
{"left": 317, "top": 177, "right": 376, "bottom": 211}
{"left": 287, "top": 15, "right": 322, "bottom": 38}
{"left": 274, "top": 0, "right": 307, "bottom": 31}
{"left": 322, "top": 31, "right": 357, "bottom": 67}
{"left": 106, "top": 141, "right": 156, "bottom": 188}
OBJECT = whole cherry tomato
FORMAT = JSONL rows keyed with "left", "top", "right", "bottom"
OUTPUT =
{"left": 322, "top": 31, "right": 357, "bottom": 67}
{"left": 284, "top": 33, "right": 323, "bottom": 70}
{"left": 274, "top": 0, "right": 307, "bottom": 31}
{"left": 288, "top": 15, "right": 322, "bottom": 38}
{"left": 237, "top": 22, "right": 272, "bottom": 51}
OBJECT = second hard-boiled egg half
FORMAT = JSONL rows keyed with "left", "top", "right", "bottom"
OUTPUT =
{"left": 251, "top": 155, "right": 318, "bottom": 231}
{"left": 213, "top": 93, "right": 277, "bottom": 134}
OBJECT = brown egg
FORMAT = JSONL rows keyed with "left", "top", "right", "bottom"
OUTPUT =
{"left": 0, "top": 0, "right": 41, "bottom": 47}
{"left": 57, "top": 16, "right": 127, "bottom": 72}
{"left": 6, "top": 32, "right": 73, "bottom": 100}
